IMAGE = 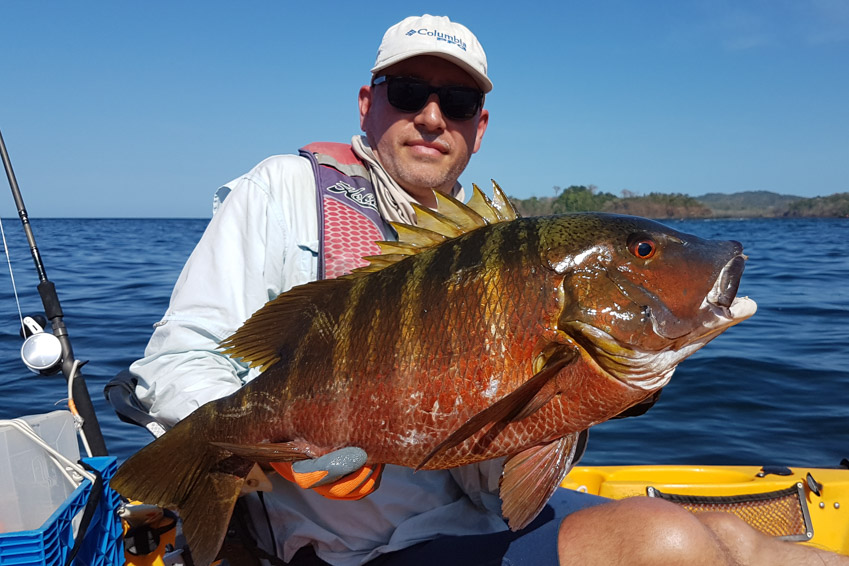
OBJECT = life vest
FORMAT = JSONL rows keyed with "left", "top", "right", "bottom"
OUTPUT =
{"left": 299, "top": 143, "right": 395, "bottom": 280}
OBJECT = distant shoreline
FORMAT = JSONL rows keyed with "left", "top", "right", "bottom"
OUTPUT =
{"left": 510, "top": 187, "right": 849, "bottom": 219}
{"left": 3, "top": 190, "right": 848, "bottom": 221}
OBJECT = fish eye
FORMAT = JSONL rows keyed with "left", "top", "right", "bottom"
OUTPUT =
{"left": 628, "top": 237, "right": 657, "bottom": 260}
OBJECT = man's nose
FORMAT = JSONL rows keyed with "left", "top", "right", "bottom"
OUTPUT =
{"left": 414, "top": 94, "right": 447, "bottom": 131}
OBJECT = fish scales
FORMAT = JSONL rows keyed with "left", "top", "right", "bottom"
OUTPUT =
{"left": 112, "top": 185, "right": 757, "bottom": 566}
{"left": 292, "top": 223, "right": 548, "bottom": 461}
{"left": 276, "top": 220, "right": 616, "bottom": 467}
{"left": 230, "top": 221, "right": 552, "bottom": 466}
{"left": 401, "top": 222, "right": 532, "bottom": 459}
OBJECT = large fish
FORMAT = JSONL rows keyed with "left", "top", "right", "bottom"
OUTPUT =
{"left": 111, "top": 183, "right": 756, "bottom": 565}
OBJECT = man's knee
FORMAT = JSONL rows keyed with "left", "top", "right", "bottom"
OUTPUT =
{"left": 696, "top": 510, "right": 761, "bottom": 562}
{"left": 557, "top": 497, "right": 731, "bottom": 566}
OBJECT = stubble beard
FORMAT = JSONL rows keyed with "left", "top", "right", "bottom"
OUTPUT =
{"left": 384, "top": 148, "right": 470, "bottom": 197}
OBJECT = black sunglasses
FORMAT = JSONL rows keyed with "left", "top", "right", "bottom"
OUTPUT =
{"left": 372, "top": 75, "right": 484, "bottom": 121}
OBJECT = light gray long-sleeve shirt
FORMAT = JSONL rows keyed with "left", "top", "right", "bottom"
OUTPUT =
{"left": 131, "top": 152, "right": 507, "bottom": 565}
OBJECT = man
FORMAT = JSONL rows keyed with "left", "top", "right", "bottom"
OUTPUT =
{"left": 131, "top": 14, "right": 849, "bottom": 566}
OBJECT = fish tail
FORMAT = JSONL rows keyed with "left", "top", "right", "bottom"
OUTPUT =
{"left": 111, "top": 413, "right": 254, "bottom": 566}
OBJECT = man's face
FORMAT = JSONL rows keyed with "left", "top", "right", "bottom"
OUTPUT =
{"left": 359, "top": 55, "right": 489, "bottom": 205}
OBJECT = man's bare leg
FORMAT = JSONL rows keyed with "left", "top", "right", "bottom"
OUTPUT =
{"left": 558, "top": 497, "right": 848, "bottom": 565}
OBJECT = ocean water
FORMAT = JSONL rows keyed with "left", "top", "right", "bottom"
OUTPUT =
{"left": 0, "top": 217, "right": 847, "bottom": 468}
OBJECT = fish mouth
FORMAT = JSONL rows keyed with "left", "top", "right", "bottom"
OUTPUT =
{"left": 708, "top": 255, "right": 745, "bottom": 308}
{"left": 642, "top": 253, "right": 756, "bottom": 341}
{"left": 704, "top": 254, "right": 757, "bottom": 322}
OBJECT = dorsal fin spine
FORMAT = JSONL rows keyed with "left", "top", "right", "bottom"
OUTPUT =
{"left": 369, "top": 182, "right": 517, "bottom": 272}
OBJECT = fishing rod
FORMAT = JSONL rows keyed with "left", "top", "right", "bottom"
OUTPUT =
{"left": 0, "top": 127, "right": 108, "bottom": 456}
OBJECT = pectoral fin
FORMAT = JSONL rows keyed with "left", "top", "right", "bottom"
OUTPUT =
{"left": 500, "top": 432, "right": 585, "bottom": 531}
{"left": 417, "top": 349, "right": 576, "bottom": 470}
{"left": 211, "top": 441, "right": 312, "bottom": 462}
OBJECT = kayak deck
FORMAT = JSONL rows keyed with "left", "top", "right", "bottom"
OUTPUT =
{"left": 562, "top": 465, "right": 849, "bottom": 555}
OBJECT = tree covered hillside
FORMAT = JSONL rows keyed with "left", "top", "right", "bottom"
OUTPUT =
{"left": 508, "top": 186, "right": 849, "bottom": 218}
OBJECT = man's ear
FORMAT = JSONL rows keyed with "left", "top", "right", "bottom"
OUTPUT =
{"left": 473, "top": 108, "right": 489, "bottom": 154}
{"left": 358, "top": 86, "right": 373, "bottom": 131}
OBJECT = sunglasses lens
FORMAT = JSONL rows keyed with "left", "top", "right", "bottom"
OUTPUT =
{"left": 387, "top": 79, "right": 430, "bottom": 113}
{"left": 384, "top": 77, "right": 481, "bottom": 121}
{"left": 440, "top": 88, "right": 481, "bottom": 120}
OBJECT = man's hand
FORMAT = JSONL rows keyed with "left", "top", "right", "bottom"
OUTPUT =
{"left": 271, "top": 447, "right": 384, "bottom": 500}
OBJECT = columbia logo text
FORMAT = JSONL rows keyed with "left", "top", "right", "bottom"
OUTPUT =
{"left": 405, "top": 28, "right": 467, "bottom": 51}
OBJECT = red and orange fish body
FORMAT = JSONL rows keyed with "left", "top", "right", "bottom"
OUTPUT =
{"left": 112, "top": 185, "right": 757, "bottom": 565}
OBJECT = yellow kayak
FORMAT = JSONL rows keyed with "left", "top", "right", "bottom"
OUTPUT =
{"left": 561, "top": 464, "right": 849, "bottom": 555}
{"left": 125, "top": 463, "right": 849, "bottom": 565}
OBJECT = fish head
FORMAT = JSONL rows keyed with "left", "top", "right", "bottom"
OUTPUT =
{"left": 543, "top": 214, "right": 757, "bottom": 389}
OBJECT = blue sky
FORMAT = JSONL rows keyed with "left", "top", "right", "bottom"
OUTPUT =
{"left": 1, "top": 1, "right": 847, "bottom": 217}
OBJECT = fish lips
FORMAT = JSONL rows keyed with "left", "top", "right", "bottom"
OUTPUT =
{"left": 709, "top": 254, "right": 745, "bottom": 308}
{"left": 649, "top": 250, "right": 757, "bottom": 342}
{"left": 701, "top": 253, "right": 757, "bottom": 326}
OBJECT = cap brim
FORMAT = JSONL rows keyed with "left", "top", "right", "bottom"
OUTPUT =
{"left": 371, "top": 51, "right": 493, "bottom": 93}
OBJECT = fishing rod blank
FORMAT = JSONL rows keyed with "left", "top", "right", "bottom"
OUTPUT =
{"left": 0, "top": 127, "right": 108, "bottom": 456}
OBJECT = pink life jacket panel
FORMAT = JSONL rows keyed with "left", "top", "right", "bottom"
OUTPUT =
{"left": 300, "top": 143, "right": 395, "bottom": 280}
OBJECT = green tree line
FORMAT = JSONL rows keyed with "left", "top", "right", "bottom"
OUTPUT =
{"left": 509, "top": 186, "right": 849, "bottom": 219}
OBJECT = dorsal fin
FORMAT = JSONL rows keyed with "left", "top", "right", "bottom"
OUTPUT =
{"left": 220, "top": 182, "right": 520, "bottom": 366}
{"left": 351, "top": 181, "right": 520, "bottom": 275}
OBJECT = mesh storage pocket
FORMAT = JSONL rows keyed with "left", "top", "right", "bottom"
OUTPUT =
{"left": 646, "top": 483, "right": 813, "bottom": 542}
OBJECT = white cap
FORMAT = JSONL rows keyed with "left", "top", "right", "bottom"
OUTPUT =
{"left": 371, "top": 14, "right": 492, "bottom": 93}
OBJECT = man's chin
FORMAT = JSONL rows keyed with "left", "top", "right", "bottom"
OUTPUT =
{"left": 398, "top": 171, "right": 453, "bottom": 194}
